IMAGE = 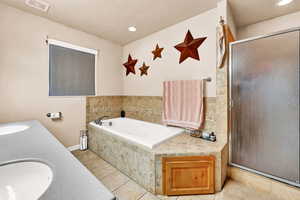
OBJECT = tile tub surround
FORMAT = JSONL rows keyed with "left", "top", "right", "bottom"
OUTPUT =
{"left": 123, "top": 96, "right": 216, "bottom": 132}
{"left": 153, "top": 134, "right": 227, "bottom": 194}
{"left": 87, "top": 96, "right": 216, "bottom": 132}
{"left": 73, "top": 150, "right": 285, "bottom": 200}
{"left": 122, "top": 96, "right": 163, "bottom": 125}
{"left": 88, "top": 123, "right": 156, "bottom": 193}
{"left": 86, "top": 96, "right": 123, "bottom": 124}
{"left": 88, "top": 123, "right": 227, "bottom": 195}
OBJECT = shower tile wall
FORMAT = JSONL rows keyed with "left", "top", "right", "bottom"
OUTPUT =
{"left": 86, "top": 96, "right": 216, "bottom": 132}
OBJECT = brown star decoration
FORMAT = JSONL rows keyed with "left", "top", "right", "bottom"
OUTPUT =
{"left": 174, "top": 30, "right": 207, "bottom": 64}
{"left": 151, "top": 44, "right": 164, "bottom": 60}
{"left": 139, "top": 62, "right": 150, "bottom": 76}
{"left": 123, "top": 54, "right": 138, "bottom": 76}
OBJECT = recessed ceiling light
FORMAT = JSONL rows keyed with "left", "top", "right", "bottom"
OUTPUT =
{"left": 277, "top": 0, "right": 293, "bottom": 6}
{"left": 128, "top": 26, "right": 137, "bottom": 32}
{"left": 25, "top": 0, "right": 50, "bottom": 12}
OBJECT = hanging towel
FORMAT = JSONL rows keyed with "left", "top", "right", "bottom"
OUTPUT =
{"left": 162, "top": 80, "right": 205, "bottom": 130}
{"left": 217, "top": 17, "right": 226, "bottom": 68}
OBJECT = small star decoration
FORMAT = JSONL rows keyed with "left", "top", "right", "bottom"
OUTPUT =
{"left": 174, "top": 30, "right": 207, "bottom": 64}
{"left": 123, "top": 54, "right": 138, "bottom": 76}
{"left": 151, "top": 44, "right": 164, "bottom": 60}
{"left": 139, "top": 62, "right": 150, "bottom": 76}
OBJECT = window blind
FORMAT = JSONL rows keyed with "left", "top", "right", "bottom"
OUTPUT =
{"left": 49, "top": 41, "right": 96, "bottom": 96}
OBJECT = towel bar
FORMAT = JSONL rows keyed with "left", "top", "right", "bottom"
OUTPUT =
{"left": 203, "top": 77, "right": 212, "bottom": 82}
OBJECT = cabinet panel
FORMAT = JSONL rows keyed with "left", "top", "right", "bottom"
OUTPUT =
{"left": 163, "top": 156, "right": 215, "bottom": 195}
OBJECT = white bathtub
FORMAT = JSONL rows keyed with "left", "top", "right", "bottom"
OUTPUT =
{"left": 89, "top": 118, "right": 183, "bottom": 149}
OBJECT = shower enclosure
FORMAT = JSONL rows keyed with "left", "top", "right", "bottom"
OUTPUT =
{"left": 229, "top": 28, "right": 300, "bottom": 187}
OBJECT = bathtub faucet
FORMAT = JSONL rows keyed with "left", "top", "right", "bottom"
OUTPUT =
{"left": 94, "top": 116, "right": 112, "bottom": 126}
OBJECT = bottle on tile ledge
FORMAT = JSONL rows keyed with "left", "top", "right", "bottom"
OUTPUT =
{"left": 80, "top": 130, "right": 88, "bottom": 151}
{"left": 121, "top": 110, "right": 126, "bottom": 118}
{"left": 209, "top": 132, "right": 216, "bottom": 142}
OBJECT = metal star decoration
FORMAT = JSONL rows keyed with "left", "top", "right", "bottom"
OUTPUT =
{"left": 174, "top": 30, "right": 207, "bottom": 64}
{"left": 139, "top": 62, "right": 150, "bottom": 76}
{"left": 123, "top": 54, "right": 138, "bottom": 76}
{"left": 151, "top": 44, "right": 164, "bottom": 60}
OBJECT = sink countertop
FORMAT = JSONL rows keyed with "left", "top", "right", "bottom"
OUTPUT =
{"left": 0, "top": 120, "right": 115, "bottom": 200}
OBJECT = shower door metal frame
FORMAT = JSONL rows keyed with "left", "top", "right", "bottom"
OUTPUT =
{"left": 229, "top": 27, "right": 300, "bottom": 187}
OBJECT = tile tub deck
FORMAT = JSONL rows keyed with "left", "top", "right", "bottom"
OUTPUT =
{"left": 88, "top": 124, "right": 228, "bottom": 194}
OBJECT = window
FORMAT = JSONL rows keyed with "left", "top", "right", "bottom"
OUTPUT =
{"left": 48, "top": 39, "right": 97, "bottom": 96}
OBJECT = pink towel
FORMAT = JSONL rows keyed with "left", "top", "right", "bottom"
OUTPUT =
{"left": 162, "top": 80, "right": 205, "bottom": 130}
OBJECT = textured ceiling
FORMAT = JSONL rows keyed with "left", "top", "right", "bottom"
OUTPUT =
{"left": 229, "top": 0, "right": 300, "bottom": 27}
{"left": 2, "top": 0, "right": 300, "bottom": 44}
{"left": 0, "top": 0, "right": 218, "bottom": 45}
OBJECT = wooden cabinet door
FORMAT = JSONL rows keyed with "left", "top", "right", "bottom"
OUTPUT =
{"left": 163, "top": 156, "right": 215, "bottom": 195}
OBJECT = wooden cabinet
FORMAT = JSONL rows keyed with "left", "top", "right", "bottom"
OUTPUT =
{"left": 162, "top": 156, "right": 215, "bottom": 195}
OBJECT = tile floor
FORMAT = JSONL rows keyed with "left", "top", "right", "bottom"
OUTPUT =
{"left": 72, "top": 150, "right": 283, "bottom": 200}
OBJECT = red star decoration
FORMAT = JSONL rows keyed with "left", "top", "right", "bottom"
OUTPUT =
{"left": 174, "top": 30, "right": 207, "bottom": 64}
{"left": 139, "top": 62, "right": 150, "bottom": 76}
{"left": 123, "top": 54, "right": 138, "bottom": 76}
{"left": 151, "top": 44, "right": 164, "bottom": 60}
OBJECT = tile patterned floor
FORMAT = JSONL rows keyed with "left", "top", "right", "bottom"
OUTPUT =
{"left": 72, "top": 150, "right": 283, "bottom": 200}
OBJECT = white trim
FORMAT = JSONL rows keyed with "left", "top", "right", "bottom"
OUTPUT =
{"left": 67, "top": 144, "right": 80, "bottom": 151}
{"left": 47, "top": 39, "right": 98, "bottom": 55}
{"left": 94, "top": 52, "right": 98, "bottom": 96}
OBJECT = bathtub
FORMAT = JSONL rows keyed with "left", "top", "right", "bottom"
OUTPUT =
{"left": 89, "top": 117, "right": 183, "bottom": 149}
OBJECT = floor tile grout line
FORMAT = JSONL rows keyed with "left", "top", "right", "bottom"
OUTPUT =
{"left": 89, "top": 164, "right": 116, "bottom": 172}
{"left": 75, "top": 152, "right": 131, "bottom": 194}
{"left": 136, "top": 191, "right": 148, "bottom": 200}
{"left": 76, "top": 152, "right": 148, "bottom": 199}
{"left": 80, "top": 157, "right": 116, "bottom": 173}
{"left": 94, "top": 169, "right": 118, "bottom": 180}
{"left": 77, "top": 152, "right": 151, "bottom": 199}
{"left": 112, "top": 179, "right": 130, "bottom": 192}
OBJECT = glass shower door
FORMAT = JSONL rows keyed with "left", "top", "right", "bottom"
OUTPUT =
{"left": 230, "top": 30, "right": 300, "bottom": 185}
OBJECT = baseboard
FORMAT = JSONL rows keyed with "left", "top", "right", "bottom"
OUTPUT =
{"left": 67, "top": 144, "right": 80, "bottom": 151}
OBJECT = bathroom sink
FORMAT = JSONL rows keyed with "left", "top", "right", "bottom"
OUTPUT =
{"left": 0, "top": 125, "right": 29, "bottom": 136}
{"left": 0, "top": 161, "right": 53, "bottom": 200}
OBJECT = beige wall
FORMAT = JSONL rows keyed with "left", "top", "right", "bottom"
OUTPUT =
{"left": 227, "top": 4, "right": 237, "bottom": 39}
{"left": 0, "top": 1, "right": 232, "bottom": 147}
{"left": 237, "top": 11, "right": 300, "bottom": 39}
{"left": 0, "top": 3, "right": 123, "bottom": 147}
{"left": 122, "top": 8, "right": 218, "bottom": 97}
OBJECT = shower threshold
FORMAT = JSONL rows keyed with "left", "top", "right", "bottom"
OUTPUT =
{"left": 229, "top": 162, "right": 300, "bottom": 188}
